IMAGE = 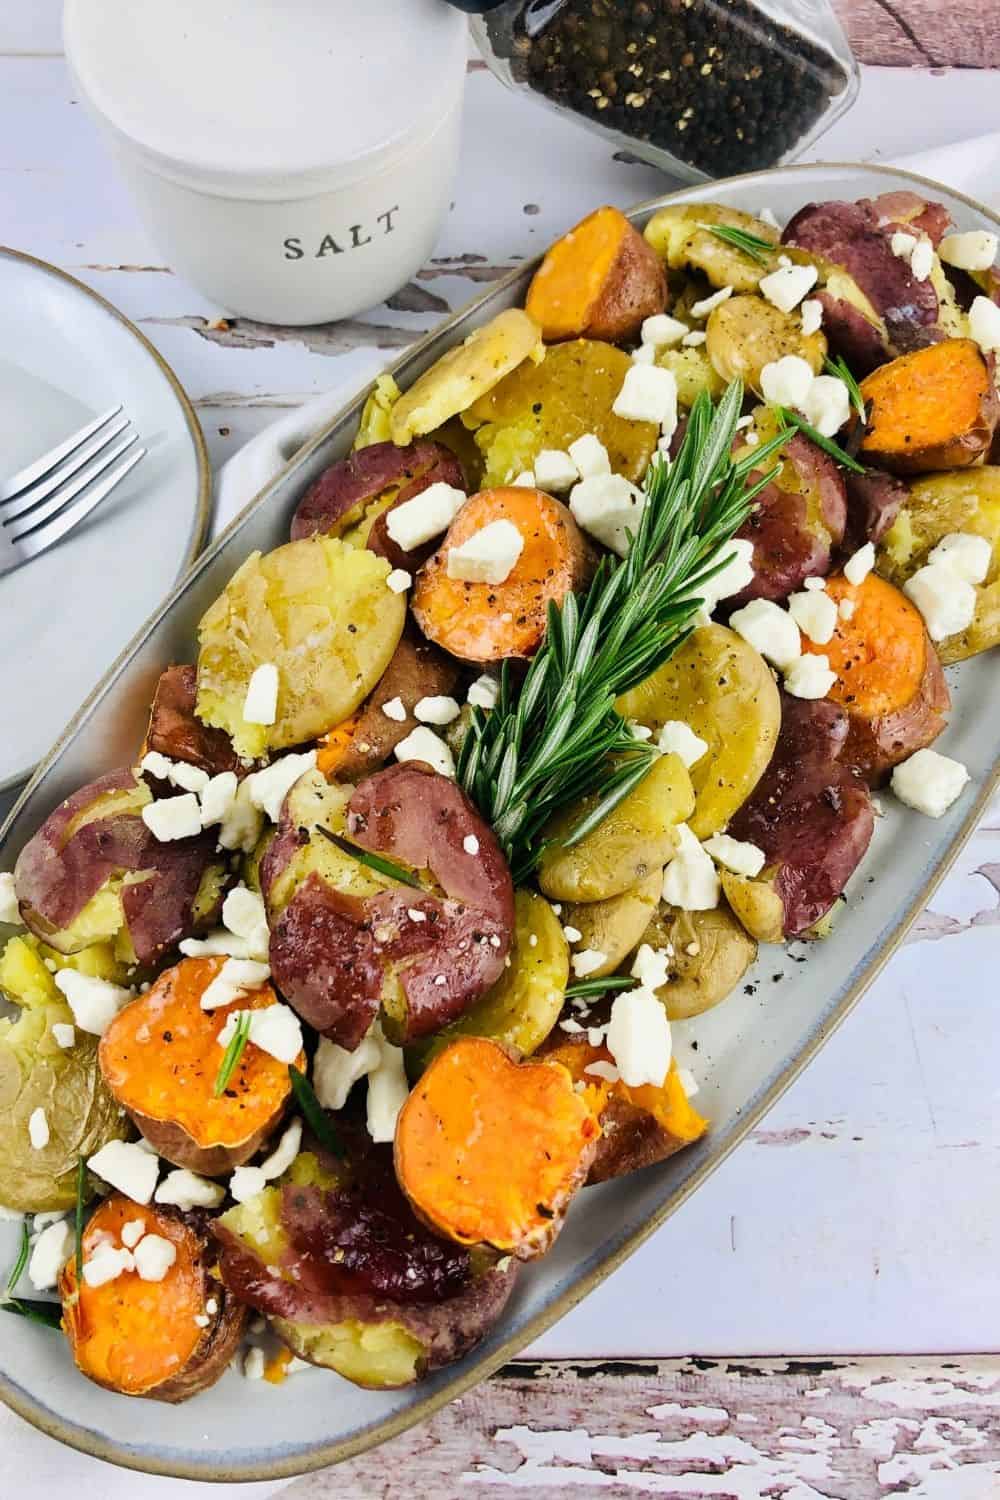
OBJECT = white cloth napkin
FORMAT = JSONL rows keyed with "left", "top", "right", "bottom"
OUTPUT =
{"left": 211, "top": 132, "right": 1000, "bottom": 536}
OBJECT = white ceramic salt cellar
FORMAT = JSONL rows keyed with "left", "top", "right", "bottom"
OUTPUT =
{"left": 64, "top": 0, "right": 467, "bottom": 325}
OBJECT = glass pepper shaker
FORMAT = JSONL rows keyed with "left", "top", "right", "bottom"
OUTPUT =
{"left": 450, "top": 0, "right": 858, "bottom": 182}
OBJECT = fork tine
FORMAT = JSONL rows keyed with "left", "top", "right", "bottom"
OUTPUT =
{"left": 6, "top": 433, "right": 140, "bottom": 536}
{"left": 10, "top": 446, "right": 146, "bottom": 563}
{"left": 2, "top": 412, "right": 132, "bottom": 520}
{"left": 0, "top": 405, "right": 124, "bottom": 504}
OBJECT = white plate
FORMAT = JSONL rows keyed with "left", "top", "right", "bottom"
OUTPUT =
{"left": 0, "top": 248, "right": 210, "bottom": 790}
{"left": 0, "top": 164, "right": 998, "bottom": 1480}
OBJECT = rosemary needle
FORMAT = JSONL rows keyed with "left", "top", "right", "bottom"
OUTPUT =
{"left": 289, "top": 1066, "right": 344, "bottom": 1158}
{"left": 317, "top": 827, "right": 420, "bottom": 889}
{"left": 699, "top": 222, "right": 776, "bottom": 265}
{"left": 214, "top": 1009, "right": 252, "bottom": 1097}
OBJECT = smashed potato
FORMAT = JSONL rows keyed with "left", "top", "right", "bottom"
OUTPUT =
{"left": 196, "top": 535, "right": 405, "bottom": 759}
{"left": 706, "top": 295, "right": 827, "bottom": 393}
{"left": 643, "top": 203, "right": 780, "bottom": 292}
{"left": 561, "top": 871, "right": 662, "bottom": 979}
{"left": 640, "top": 904, "right": 757, "bottom": 1020}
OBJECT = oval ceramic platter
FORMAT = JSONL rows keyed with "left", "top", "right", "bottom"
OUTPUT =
{"left": 0, "top": 248, "right": 211, "bottom": 792}
{"left": 1, "top": 164, "right": 998, "bottom": 1481}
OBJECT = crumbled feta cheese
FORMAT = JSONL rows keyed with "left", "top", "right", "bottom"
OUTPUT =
{"left": 839, "top": 598, "right": 856, "bottom": 621}
{"left": 0, "top": 871, "right": 19, "bottom": 925}
{"left": 162, "top": 758, "right": 211, "bottom": 794}
{"left": 394, "top": 725, "right": 455, "bottom": 779}
{"left": 801, "top": 374, "right": 851, "bottom": 437}
{"left": 533, "top": 448, "right": 579, "bottom": 493}
{"left": 758, "top": 263, "right": 818, "bottom": 314}
{"left": 447, "top": 519, "right": 524, "bottom": 585}
{"left": 200, "top": 770, "right": 239, "bottom": 830}
{"left": 385, "top": 480, "right": 465, "bottom": 551}
{"left": 229, "top": 1166, "right": 268, "bottom": 1205}
{"left": 784, "top": 652, "right": 837, "bottom": 700}
{"left": 180, "top": 930, "right": 258, "bottom": 961}
{"left": 630, "top": 943, "right": 671, "bottom": 991}
{"left": 729, "top": 597, "right": 801, "bottom": 670}
{"left": 938, "top": 230, "right": 998, "bottom": 272}
{"left": 803, "top": 575, "right": 826, "bottom": 591}
{"left": 83, "top": 1243, "right": 135, "bottom": 1289}
{"left": 194, "top": 1313, "right": 210, "bottom": 1328}
{"left": 408, "top": 907, "right": 427, "bottom": 923}
{"left": 567, "top": 433, "right": 612, "bottom": 479}
{"left": 928, "top": 532, "right": 992, "bottom": 585}
{"left": 201, "top": 957, "right": 271, "bottom": 1011}
{"left": 513, "top": 470, "right": 537, "bottom": 488}
{"left": 703, "top": 832, "right": 766, "bottom": 878}
{"left": 467, "top": 674, "right": 498, "bottom": 710}
{"left": 87, "top": 1140, "right": 159, "bottom": 1205}
{"left": 699, "top": 537, "right": 756, "bottom": 616}
{"left": 744, "top": 431, "right": 759, "bottom": 447}
{"left": 571, "top": 948, "right": 607, "bottom": 978}
{"left": 640, "top": 313, "right": 688, "bottom": 348}
{"left": 258, "top": 1119, "right": 302, "bottom": 1180}
{"left": 969, "top": 295, "right": 1000, "bottom": 353}
{"left": 54, "top": 969, "right": 131, "bottom": 1036}
{"left": 154, "top": 1169, "right": 225, "bottom": 1211}
{"left": 584, "top": 1060, "right": 620, "bottom": 1083}
{"left": 909, "top": 237, "right": 934, "bottom": 281}
{"left": 628, "top": 721, "right": 654, "bottom": 742}
{"left": 605, "top": 987, "right": 672, "bottom": 1088}
{"left": 217, "top": 1001, "right": 302, "bottom": 1065}
{"left": 800, "top": 299, "right": 823, "bottom": 336}
{"left": 242, "top": 663, "right": 278, "bottom": 726}
{"left": 787, "top": 589, "right": 837, "bottom": 644}
{"left": 366, "top": 1027, "right": 409, "bottom": 1144}
{"left": 313, "top": 1029, "right": 382, "bottom": 1111}
{"left": 386, "top": 568, "right": 412, "bottom": 594}
{"left": 141, "top": 792, "right": 202, "bottom": 843}
{"left": 27, "top": 1219, "right": 72, "bottom": 1292}
{"left": 562, "top": 924, "right": 582, "bottom": 944}
{"left": 463, "top": 834, "right": 480, "bottom": 856}
{"left": 760, "top": 354, "right": 815, "bottom": 409}
{"left": 245, "top": 750, "right": 317, "bottom": 823}
{"left": 243, "top": 1346, "right": 266, "bottom": 1381}
{"left": 904, "top": 562, "right": 977, "bottom": 641}
{"left": 51, "top": 1021, "right": 75, "bottom": 1049}
{"left": 382, "top": 696, "right": 408, "bottom": 723}
{"left": 28, "top": 1107, "right": 49, "bottom": 1150}
{"left": 612, "top": 364, "right": 678, "bottom": 427}
{"left": 656, "top": 720, "right": 708, "bottom": 768}
{"left": 681, "top": 330, "right": 707, "bottom": 347}
{"left": 890, "top": 230, "right": 917, "bottom": 260}
{"left": 758, "top": 207, "right": 780, "bottom": 229}
{"left": 843, "top": 542, "right": 875, "bottom": 587}
{"left": 677, "top": 1067, "right": 699, "bottom": 1098}
{"left": 892, "top": 747, "right": 970, "bottom": 818}
{"left": 414, "top": 695, "right": 461, "bottom": 726}
{"left": 222, "top": 886, "right": 269, "bottom": 962}
{"left": 631, "top": 343, "right": 656, "bottom": 365}
{"left": 661, "top": 823, "right": 720, "bottom": 911}
{"left": 690, "top": 284, "right": 733, "bottom": 318}
{"left": 134, "top": 1234, "right": 177, "bottom": 1283}
{"left": 138, "top": 750, "right": 172, "bottom": 782}
{"left": 569, "top": 472, "right": 647, "bottom": 557}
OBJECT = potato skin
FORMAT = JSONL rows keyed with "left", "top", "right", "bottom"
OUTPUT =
{"left": 120, "top": 1106, "right": 282, "bottom": 1178}
{"left": 858, "top": 340, "right": 1000, "bottom": 476}
{"left": 585, "top": 224, "right": 667, "bottom": 342}
{"left": 153, "top": 1264, "right": 247, "bottom": 1405}
{"left": 706, "top": 295, "right": 826, "bottom": 394}
{"left": 146, "top": 665, "right": 243, "bottom": 777}
{"left": 640, "top": 904, "right": 757, "bottom": 1020}
{"left": 526, "top": 205, "right": 667, "bottom": 344}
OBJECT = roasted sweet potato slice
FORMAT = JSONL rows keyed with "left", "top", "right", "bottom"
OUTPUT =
{"left": 99, "top": 957, "right": 302, "bottom": 1175}
{"left": 801, "top": 572, "right": 949, "bottom": 781}
{"left": 145, "top": 665, "right": 243, "bottom": 777}
{"left": 60, "top": 1194, "right": 246, "bottom": 1402}
{"left": 395, "top": 1037, "right": 600, "bottom": 1259}
{"left": 412, "top": 486, "right": 595, "bottom": 664}
{"left": 526, "top": 205, "right": 667, "bottom": 344}
{"left": 859, "top": 339, "right": 1000, "bottom": 474}
{"left": 541, "top": 1038, "right": 707, "bottom": 1184}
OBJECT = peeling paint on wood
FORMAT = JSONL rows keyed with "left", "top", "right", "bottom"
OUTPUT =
{"left": 270, "top": 1357, "right": 1000, "bottom": 1499}
{"left": 141, "top": 313, "right": 418, "bottom": 355}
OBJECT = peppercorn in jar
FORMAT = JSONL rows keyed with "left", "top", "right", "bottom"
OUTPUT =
{"left": 463, "top": 0, "right": 858, "bottom": 180}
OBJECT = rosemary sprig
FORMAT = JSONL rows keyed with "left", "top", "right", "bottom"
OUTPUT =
{"left": 289, "top": 1066, "right": 344, "bottom": 1158}
{"left": 458, "top": 381, "right": 788, "bottom": 880}
{"left": 824, "top": 355, "right": 867, "bottom": 422}
{"left": 565, "top": 976, "right": 638, "bottom": 1000}
{"left": 317, "top": 827, "right": 420, "bottom": 889}
{"left": 214, "top": 1009, "right": 252, "bottom": 1096}
{"left": 775, "top": 406, "right": 866, "bottom": 474}
{"left": 1, "top": 1221, "right": 62, "bottom": 1329}
{"left": 699, "top": 222, "right": 775, "bottom": 265}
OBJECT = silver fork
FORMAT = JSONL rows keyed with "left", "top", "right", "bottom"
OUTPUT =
{"left": 0, "top": 406, "right": 146, "bottom": 578}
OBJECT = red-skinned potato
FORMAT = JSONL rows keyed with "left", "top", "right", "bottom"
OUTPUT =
{"left": 60, "top": 1195, "right": 246, "bottom": 1402}
{"left": 728, "top": 692, "right": 875, "bottom": 938}
{"left": 858, "top": 339, "right": 1000, "bottom": 475}
{"left": 214, "top": 1134, "right": 518, "bottom": 1389}
{"left": 99, "top": 957, "right": 302, "bottom": 1175}
{"left": 262, "top": 765, "right": 514, "bottom": 1049}
{"left": 290, "top": 438, "right": 465, "bottom": 576}
{"left": 526, "top": 205, "right": 667, "bottom": 343}
{"left": 860, "top": 190, "right": 952, "bottom": 246}
{"left": 145, "top": 665, "right": 243, "bottom": 777}
{"left": 801, "top": 572, "right": 949, "bottom": 782}
{"left": 841, "top": 469, "right": 910, "bottom": 555}
{"left": 316, "top": 627, "right": 459, "bottom": 781}
{"left": 13, "top": 769, "right": 227, "bottom": 963}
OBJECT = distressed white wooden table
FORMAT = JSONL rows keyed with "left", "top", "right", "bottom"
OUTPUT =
{"left": 2, "top": 2, "right": 999, "bottom": 1494}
